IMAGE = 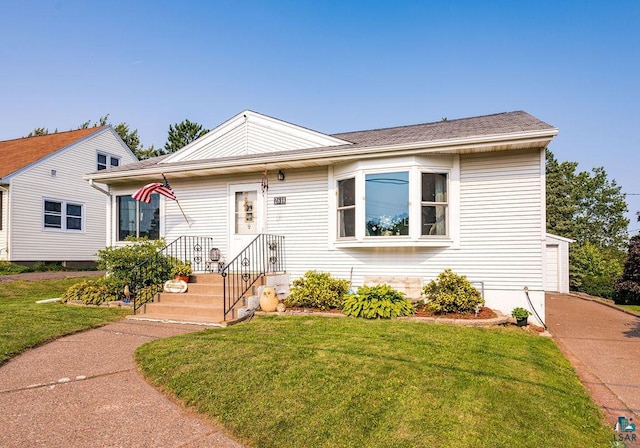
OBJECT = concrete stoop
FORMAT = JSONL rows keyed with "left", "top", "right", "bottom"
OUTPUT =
{"left": 130, "top": 273, "right": 266, "bottom": 326}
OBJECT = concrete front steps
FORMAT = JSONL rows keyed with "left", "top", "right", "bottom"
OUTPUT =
{"left": 129, "top": 273, "right": 263, "bottom": 326}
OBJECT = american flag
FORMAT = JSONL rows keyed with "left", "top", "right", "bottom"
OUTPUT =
{"left": 132, "top": 182, "right": 176, "bottom": 203}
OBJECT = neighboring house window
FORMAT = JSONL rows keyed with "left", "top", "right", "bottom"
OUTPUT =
{"left": 43, "top": 199, "right": 84, "bottom": 232}
{"left": 365, "top": 171, "right": 409, "bottom": 236}
{"left": 337, "top": 178, "right": 355, "bottom": 238}
{"left": 117, "top": 194, "right": 160, "bottom": 240}
{"left": 97, "top": 153, "right": 120, "bottom": 171}
{"left": 421, "top": 173, "right": 448, "bottom": 236}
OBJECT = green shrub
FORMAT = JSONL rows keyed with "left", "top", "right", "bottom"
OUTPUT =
{"left": 511, "top": 307, "right": 532, "bottom": 320}
{"left": 284, "top": 271, "right": 350, "bottom": 310}
{"left": 96, "top": 237, "right": 172, "bottom": 291}
{"left": 342, "top": 284, "right": 414, "bottom": 319}
{"left": 422, "top": 269, "right": 484, "bottom": 314}
{"left": 61, "top": 277, "right": 122, "bottom": 305}
{"left": 0, "top": 261, "right": 30, "bottom": 275}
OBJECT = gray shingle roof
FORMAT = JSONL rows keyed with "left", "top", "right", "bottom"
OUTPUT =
{"left": 331, "top": 111, "right": 554, "bottom": 146}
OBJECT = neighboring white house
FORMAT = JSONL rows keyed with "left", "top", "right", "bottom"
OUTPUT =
{"left": 86, "top": 110, "right": 560, "bottom": 323}
{"left": 0, "top": 126, "right": 138, "bottom": 266}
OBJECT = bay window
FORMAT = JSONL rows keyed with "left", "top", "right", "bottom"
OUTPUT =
{"left": 334, "top": 158, "right": 453, "bottom": 245}
{"left": 117, "top": 194, "right": 160, "bottom": 240}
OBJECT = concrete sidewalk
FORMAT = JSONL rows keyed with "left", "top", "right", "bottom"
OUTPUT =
{"left": 546, "top": 293, "right": 640, "bottom": 428}
{"left": 0, "top": 320, "right": 244, "bottom": 448}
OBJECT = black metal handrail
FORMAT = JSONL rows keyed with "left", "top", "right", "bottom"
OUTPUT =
{"left": 130, "top": 236, "right": 221, "bottom": 314}
{"left": 221, "top": 234, "right": 286, "bottom": 320}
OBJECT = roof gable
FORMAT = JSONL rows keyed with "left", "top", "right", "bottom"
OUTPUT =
{"left": 162, "top": 110, "right": 351, "bottom": 164}
{"left": 0, "top": 127, "right": 107, "bottom": 180}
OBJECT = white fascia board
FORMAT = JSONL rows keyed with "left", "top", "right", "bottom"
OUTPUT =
{"left": 86, "top": 128, "right": 558, "bottom": 182}
{"left": 546, "top": 233, "right": 575, "bottom": 243}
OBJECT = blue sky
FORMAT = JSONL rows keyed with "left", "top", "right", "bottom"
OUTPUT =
{"left": 1, "top": 1, "right": 639, "bottom": 233}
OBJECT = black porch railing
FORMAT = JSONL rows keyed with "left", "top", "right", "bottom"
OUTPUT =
{"left": 222, "top": 234, "right": 286, "bottom": 320}
{"left": 130, "top": 236, "right": 221, "bottom": 314}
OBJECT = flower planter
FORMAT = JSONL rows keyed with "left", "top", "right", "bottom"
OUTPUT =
{"left": 516, "top": 317, "right": 528, "bottom": 327}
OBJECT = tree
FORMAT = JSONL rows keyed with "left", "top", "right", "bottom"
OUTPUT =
{"left": 112, "top": 122, "right": 142, "bottom": 156}
{"left": 615, "top": 234, "right": 640, "bottom": 304}
{"left": 164, "top": 119, "right": 209, "bottom": 154}
{"left": 546, "top": 149, "right": 629, "bottom": 297}
{"left": 27, "top": 127, "right": 50, "bottom": 137}
{"left": 546, "top": 149, "right": 628, "bottom": 249}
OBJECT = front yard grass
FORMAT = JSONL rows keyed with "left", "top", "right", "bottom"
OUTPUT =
{"left": 619, "top": 304, "right": 640, "bottom": 314}
{"left": 136, "top": 315, "right": 612, "bottom": 447}
{"left": 0, "top": 278, "right": 129, "bottom": 365}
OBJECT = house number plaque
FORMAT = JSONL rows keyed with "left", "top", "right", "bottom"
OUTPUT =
{"left": 274, "top": 197, "right": 287, "bottom": 205}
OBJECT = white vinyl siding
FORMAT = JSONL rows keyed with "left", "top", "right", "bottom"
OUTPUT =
{"left": 0, "top": 189, "right": 6, "bottom": 260}
{"left": 109, "top": 148, "right": 545, "bottom": 317}
{"left": 7, "top": 129, "right": 137, "bottom": 261}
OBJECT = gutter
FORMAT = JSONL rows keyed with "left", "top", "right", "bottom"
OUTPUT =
{"left": 88, "top": 179, "right": 110, "bottom": 196}
{"left": 85, "top": 128, "right": 559, "bottom": 183}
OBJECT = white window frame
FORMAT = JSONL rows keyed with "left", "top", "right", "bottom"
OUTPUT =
{"left": 330, "top": 156, "right": 459, "bottom": 248}
{"left": 42, "top": 198, "right": 85, "bottom": 233}
{"left": 116, "top": 194, "right": 161, "bottom": 241}
{"left": 97, "top": 152, "right": 121, "bottom": 171}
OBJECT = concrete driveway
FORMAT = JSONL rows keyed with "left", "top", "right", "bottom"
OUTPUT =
{"left": 546, "top": 293, "right": 640, "bottom": 429}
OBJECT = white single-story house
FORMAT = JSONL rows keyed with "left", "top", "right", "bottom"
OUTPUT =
{"left": 86, "top": 110, "right": 560, "bottom": 323}
{"left": 0, "top": 127, "right": 138, "bottom": 266}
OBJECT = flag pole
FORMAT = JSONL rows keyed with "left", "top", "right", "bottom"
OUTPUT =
{"left": 162, "top": 173, "right": 191, "bottom": 227}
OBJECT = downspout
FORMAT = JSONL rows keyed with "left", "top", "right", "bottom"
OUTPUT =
{"left": 89, "top": 179, "right": 113, "bottom": 247}
{"left": 0, "top": 184, "right": 9, "bottom": 258}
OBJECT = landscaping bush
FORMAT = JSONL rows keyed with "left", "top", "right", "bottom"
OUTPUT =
{"left": 615, "top": 234, "right": 640, "bottom": 304}
{"left": 96, "top": 237, "right": 172, "bottom": 290}
{"left": 422, "top": 268, "right": 484, "bottom": 314}
{"left": 342, "top": 284, "right": 414, "bottom": 319}
{"left": 0, "top": 261, "right": 30, "bottom": 275}
{"left": 60, "top": 277, "right": 122, "bottom": 305}
{"left": 284, "top": 271, "right": 350, "bottom": 310}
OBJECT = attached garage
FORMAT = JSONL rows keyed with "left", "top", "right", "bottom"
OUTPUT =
{"left": 545, "top": 233, "right": 573, "bottom": 293}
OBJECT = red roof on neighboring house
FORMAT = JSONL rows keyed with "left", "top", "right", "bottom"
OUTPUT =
{"left": 0, "top": 127, "right": 105, "bottom": 180}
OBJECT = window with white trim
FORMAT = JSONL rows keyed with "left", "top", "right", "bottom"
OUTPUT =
{"left": 334, "top": 161, "right": 452, "bottom": 244}
{"left": 337, "top": 178, "right": 355, "bottom": 238}
{"left": 97, "top": 152, "right": 120, "bottom": 171}
{"left": 43, "top": 199, "right": 84, "bottom": 232}
{"left": 421, "top": 173, "right": 448, "bottom": 236}
{"left": 117, "top": 194, "right": 160, "bottom": 240}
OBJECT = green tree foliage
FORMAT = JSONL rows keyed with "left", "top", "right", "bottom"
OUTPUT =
{"left": 570, "top": 241, "right": 624, "bottom": 298}
{"left": 615, "top": 233, "right": 640, "bottom": 304}
{"left": 546, "top": 150, "right": 629, "bottom": 297}
{"left": 164, "top": 119, "right": 209, "bottom": 154}
{"left": 546, "top": 149, "right": 628, "bottom": 249}
{"left": 27, "top": 127, "right": 50, "bottom": 137}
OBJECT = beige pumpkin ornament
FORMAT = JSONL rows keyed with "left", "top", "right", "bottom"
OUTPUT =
{"left": 259, "top": 287, "right": 278, "bottom": 312}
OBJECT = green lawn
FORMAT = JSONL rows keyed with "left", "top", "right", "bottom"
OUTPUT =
{"left": 0, "top": 278, "right": 129, "bottom": 365}
{"left": 136, "top": 315, "right": 612, "bottom": 448}
{"left": 619, "top": 304, "right": 640, "bottom": 314}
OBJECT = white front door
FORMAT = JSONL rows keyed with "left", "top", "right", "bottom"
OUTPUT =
{"left": 229, "top": 183, "right": 264, "bottom": 259}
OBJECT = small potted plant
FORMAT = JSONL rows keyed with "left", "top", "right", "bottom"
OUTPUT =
{"left": 171, "top": 263, "right": 192, "bottom": 283}
{"left": 511, "top": 307, "right": 532, "bottom": 327}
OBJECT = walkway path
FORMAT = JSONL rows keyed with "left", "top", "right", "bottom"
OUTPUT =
{"left": 546, "top": 293, "right": 640, "bottom": 426}
{"left": 0, "top": 319, "right": 244, "bottom": 448}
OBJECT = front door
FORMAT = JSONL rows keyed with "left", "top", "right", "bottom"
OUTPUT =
{"left": 229, "top": 183, "right": 264, "bottom": 259}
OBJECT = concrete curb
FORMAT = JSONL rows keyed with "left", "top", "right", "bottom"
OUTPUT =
{"left": 568, "top": 292, "right": 640, "bottom": 318}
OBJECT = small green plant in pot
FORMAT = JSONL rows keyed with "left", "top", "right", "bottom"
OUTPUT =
{"left": 171, "top": 263, "right": 192, "bottom": 282}
{"left": 511, "top": 307, "right": 532, "bottom": 326}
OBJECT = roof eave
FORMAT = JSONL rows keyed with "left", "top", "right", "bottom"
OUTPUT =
{"left": 85, "top": 128, "right": 558, "bottom": 184}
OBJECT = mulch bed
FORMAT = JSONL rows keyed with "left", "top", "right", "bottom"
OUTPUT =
{"left": 282, "top": 306, "right": 498, "bottom": 319}
{"left": 413, "top": 306, "right": 497, "bottom": 319}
